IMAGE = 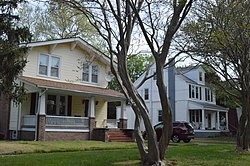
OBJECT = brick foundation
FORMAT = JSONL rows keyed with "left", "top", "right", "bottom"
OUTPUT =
{"left": 19, "top": 131, "right": 35, "bottom": 140}
{"left": 45, "top": 131, "right": 89, "bottom": 141}
{"left": 89, "top": 117, "right": 96, "bottom": 139}
{"left": 38, "top": 115, "right": 46, "bottom": 141}
{"left": 92, "top": 128, "right": 109, "bottom": 142}
{"left": 118, "top": 118, "right": 127, "bottom": 129}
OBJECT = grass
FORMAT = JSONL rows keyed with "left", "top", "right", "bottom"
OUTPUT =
{"left": 0, "top": 137, "right": 249, "bottom": 166}
{"left": 0, "top": 140, "right": 137, "bottom": 155}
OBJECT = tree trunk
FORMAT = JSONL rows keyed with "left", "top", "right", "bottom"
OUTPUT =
{"left": 236, "top": 93, "right": 250, "bottom": 151}
{"left": 0, "top": 93, "right": 10, "bottom": 140}
{"left": 155, "top": 59, "right": 172, "bottom": 160}
{"left": 114, "top": 60, "right": 162, "bottom": 165}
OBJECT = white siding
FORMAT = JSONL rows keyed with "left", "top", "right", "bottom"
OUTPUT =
{"left": 9, "top": 102, "right": 20, "bottom": 130}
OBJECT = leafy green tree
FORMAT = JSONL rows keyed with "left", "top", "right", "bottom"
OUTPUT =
{"left": 18, "top": 2, "right": 104, "bottom": 48}
{"left": 182, "top": 0, "right": 250, "bottom": 151}
{"left": 0, "top": 0, "right": 31, "bottom": 138}
{"left": 109, "top": 54, "right": 154, "bottom": 91}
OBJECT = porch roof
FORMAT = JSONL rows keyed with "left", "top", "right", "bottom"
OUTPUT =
{"left": 19, "top": 76, "right": 126, "bottom": 100}
{"left": 189, "top": 101, "right": 228, "bottom": 111}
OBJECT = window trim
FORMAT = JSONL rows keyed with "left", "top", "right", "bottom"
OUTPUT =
{"left": 82, "top": 63, "right": 99, "bottom": 83}
{"left": 46, "top": 94, "right": 68, "bottom": 116}
{"left": 38, "top": 53, "right": 61, "bottom": 78}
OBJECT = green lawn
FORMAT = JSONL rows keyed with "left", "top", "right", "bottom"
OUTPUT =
{"left": 0, "top": 137, "right": 249, "bottom": 166}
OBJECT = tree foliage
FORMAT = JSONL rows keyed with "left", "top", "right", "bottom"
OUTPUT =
{"left": 18, "top": 2, "right": 104, "bottom": 48}
{"left": 108, "top": 54, "right": 154, "bottom": 92}
{"left": 182, "top": 0, "right": 250, "bottom": 151}
{"left": 0, "top": 0, "right": 31, "bottom": 102}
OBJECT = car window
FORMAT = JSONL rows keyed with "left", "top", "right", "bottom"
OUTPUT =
{"left": 184, "top": 122, "right": 193, "bottom": 129}
{"left": 173, "top": 122, "right": 179, "bottom": 127}
{"left": 155, "top": 123, "right": 164, "bottom": 129}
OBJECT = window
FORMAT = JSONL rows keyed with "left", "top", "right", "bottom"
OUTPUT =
{"left": 50, "top": 57, "right": 60, "bottom": 77}
{"left": 205, "top": 88, "right": 212, "bottom": 101}
{"left": 59, "top": 96, "right": 66, "bottom": 115}
{"left": 195, "top": 87, "right": 199, "bottom": 99}
{"left": 39, "top": 54, "right": 49, "bottom": 75}
{"left": 144, "top": 88, "right": 149, "bottom": 100}
{"left": 92, "top": 65, "right": 98, "bottom": 83}
{"left": 211, "top": 91, "right": 213, "bottom": 102}
{"left": 158, "top": 110, "right": 162, "bottom": 122}
{"left": 82, "top": 63, "right": 99, "bottom": 83}
{"left": 189, "top": 109, "right": 202, "bottom": 129}
{"left": 199, "top": 72, "right": 203, "bottom": 81}
{"left": 189, "top": 85, "right": 191, "bottom": 98}
{"left": 47, "top": 94, "right": 67, "bottom": 116}
{"left": 199, "top": 87, "right": 202, "bottom": 100}
{"left": 82, "top": 64, "right": 89, "bottom": 82}
{"left": 47, "top": 95, "right": 57, "bottom": 115}
{"left": 189, "top": 84, "right": 202, "bottom": 100}
{"left": 205, "top": 88, "right": 208, "bottom": 101}
{"left": 39, "top": 54, "right": 60, "bottom": 78}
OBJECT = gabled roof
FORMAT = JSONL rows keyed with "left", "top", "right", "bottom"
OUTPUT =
{"left": 19, "top": 76, "right": 125, "bottom": 100}
{"left": 176, "top": 65, "right": 204, "bottom": 74}
{"left": 177, "top": 74, "right": 198, "bottom": 84}
{"left": 26, "top": 37, "right": 110, "bottom": 65}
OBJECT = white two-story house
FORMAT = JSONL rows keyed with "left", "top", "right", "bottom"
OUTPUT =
{"left": 125, "top": 63, "right": 228, "bottom": 137}
{"left": 6, "top": 38, "right": 130, "bottom": 141}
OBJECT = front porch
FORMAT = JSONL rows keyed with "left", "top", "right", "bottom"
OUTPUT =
{"left": 9, "top": 76, "right": 128, "bottom": 141}
{"left": 188, "top": 101, "right": 229, "bottom": 137}
{"left": 189, "top": 109, "right": 229, "bottom": 131}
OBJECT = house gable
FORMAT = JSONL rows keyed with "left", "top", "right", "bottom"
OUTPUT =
{"left": 23, "top": 38, "right": 111, "bottom": 88}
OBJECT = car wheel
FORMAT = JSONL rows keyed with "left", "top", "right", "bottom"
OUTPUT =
{"left": 183, "top": 139, "right": 191, "bottom": 143}
{"left": 172, "top": 134, "right": 180, "bottom": 143}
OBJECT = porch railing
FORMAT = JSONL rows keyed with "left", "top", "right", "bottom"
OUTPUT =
{"left": 23, "top": 115, "right": 36, "bottom": 127}
{"left": 106, "top": 119, "right": 118, "bottom": 128}
{"left": 46, "top": 115, "right": 89, "bottom": 130}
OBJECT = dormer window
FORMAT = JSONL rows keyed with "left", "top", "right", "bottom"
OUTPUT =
{"left": 82, "top": 63, "right": 99, "bottom": 83}
{"left": 199, "top": 72, "right": 203, "bottom": 81}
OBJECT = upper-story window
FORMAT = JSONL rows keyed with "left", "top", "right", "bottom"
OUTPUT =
{"left": 144, "top": 88, "right": 149, "bottom": 100}
{"left": 189, "top": 84, "right": 202, "bottom": 100}
{"left": 82, "top": 63, "right": 99, "bottom": 83}
{"left": 205, "top": 88, "right": 213, "bottom": 102}
{"left": 189, "top": 85, "right": 195, "bottom": 98}
{"left": 199, "top": 72, "right": 203, "bottom": 81}
{"left": 39, "top": 54, "right": 60, "bottom": 78}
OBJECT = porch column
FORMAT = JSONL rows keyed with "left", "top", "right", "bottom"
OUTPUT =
{"left": 226, "top": 111, "right": 229, "bottom": 130}
{"left": 201, "top": 109, "right": 205, "bottom": 130}
{"left": 88, "top": 97, "right": 96, "bottom": 131}
{"left": 38, "top": 91, "right": 46, "bottom": 115}
{"left": 216, "top": 111, "right": 220, "bottom": 130}
{"left": 37, "top": 91, "right": 46, "bottom": 141}
{"left": 118, "top": 101, "right": 127, "bottom": 129}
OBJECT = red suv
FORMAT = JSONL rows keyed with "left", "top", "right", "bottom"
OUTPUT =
{"left": 144, "top": 121, "right": 195, "bottom": 143}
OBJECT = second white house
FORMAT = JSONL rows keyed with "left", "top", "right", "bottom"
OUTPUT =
{"left": 124, "top": 62, "right": 229, "bottom": 137}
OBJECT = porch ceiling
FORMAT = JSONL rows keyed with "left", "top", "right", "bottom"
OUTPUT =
{"left": 19, "top": 76, "right": 125, "bottom": 100}
{"left": 189, "top": 101, "right": 228, "bottom": 112}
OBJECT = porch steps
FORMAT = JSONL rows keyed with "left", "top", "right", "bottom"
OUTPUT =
{"left": 107, "top": 129, "right": 133, "bottom": 142}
